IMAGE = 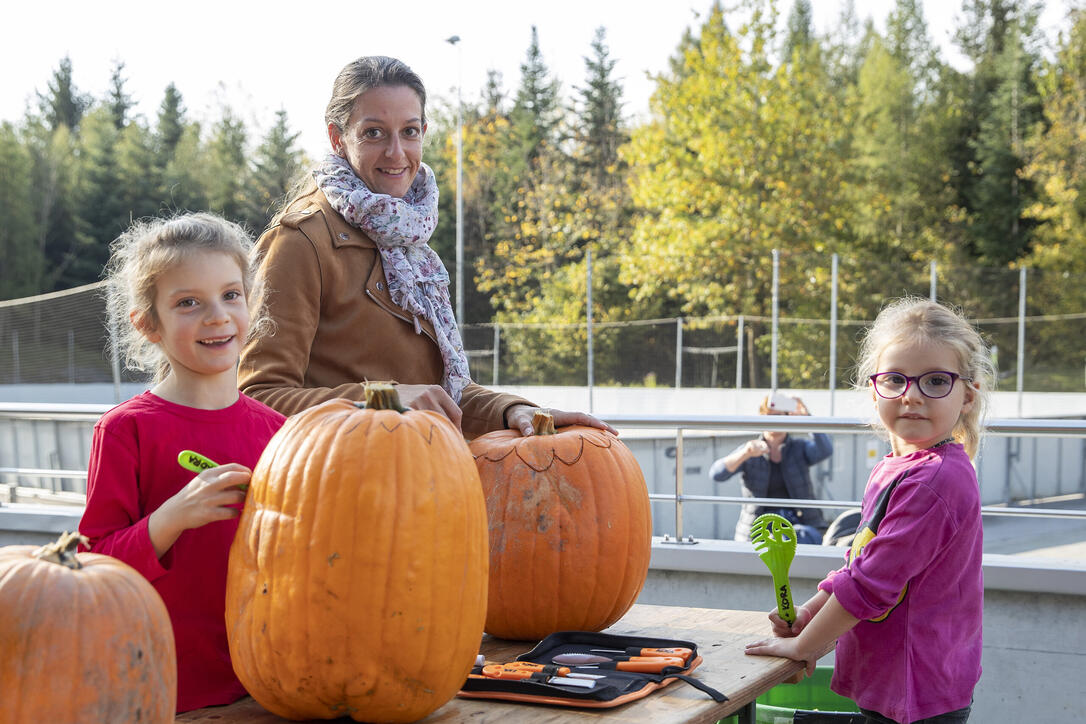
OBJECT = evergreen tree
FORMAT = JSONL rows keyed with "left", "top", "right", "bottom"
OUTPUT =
{"left": 885, "top": 0, "right": 936, "bottom": 82}
{"left": 24, "top": 117, "right": 85, "bottom": 291}
{"left": 161, "top": 122, "right": 209, "bottom": 213}
{"left": 245, "top": 109, "right": 304, "bottom": 232}
{"left": 482, "top": 69, "right": 506, "bottom": 115}
{"left": 953, "top": 0, "right": 1044, "bottom": 264}
{"left": 155, "top": 83, "right": 186, "bottom": 159}
{"left": 508, "top": 26, "right": 561, "bottom": 180}
{"left": 107, "top": 60, "right": 134, "bottom": 130}
{"left": 37, "top": 56, "right": 90, "bottom": 132}
{"left": 202, "top": 108, "right": 248, "bottom": 223}
{"left": 73, "top": 106, "right": 128, "bottom": 284}
{"left": 116, "top": 118, "right": 165, "bottom": 221}
{"left": 573, "top": 27, "right": 626, "bottom": 189}
{"left": 785, "top": 0, "right": 813, "bottom": 57}
{"left": 0, "top": 123, "right": 42, "bottom": 299}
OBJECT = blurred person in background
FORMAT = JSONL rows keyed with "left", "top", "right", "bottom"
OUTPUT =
{"left": 709, "top": 393, "right": 832, "bottom": 543}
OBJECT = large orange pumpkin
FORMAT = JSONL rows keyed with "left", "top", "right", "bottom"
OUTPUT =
{"left": 225, "top": 384, "right": 489, "bottom": 722}
{"left": 470, "top": 411, "right": 652, "bottom": 640}
{"left": 0, "top": 531, "right": 177, "bottom": 722}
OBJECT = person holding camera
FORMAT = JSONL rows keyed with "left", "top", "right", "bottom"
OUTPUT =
{"left": 709, "top": 393, "right": 832, "bottom": 543}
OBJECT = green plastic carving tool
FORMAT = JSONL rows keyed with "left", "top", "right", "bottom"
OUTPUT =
{"left": 177, "top": 449, "right": 248, "bottom": 491}
{"left": 177, "top": 449, "right": 219, "bottom": 473}
{"left": 750, "top": 513, "right": 798, "bottom": 624}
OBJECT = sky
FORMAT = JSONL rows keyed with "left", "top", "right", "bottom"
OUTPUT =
{"left": 2, "top": 0, "right": 1076, "bottom": 160}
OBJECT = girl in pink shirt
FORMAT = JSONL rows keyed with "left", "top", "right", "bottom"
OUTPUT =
{"left": 80, "top": 213, "right": 286, "bottom": 712}
{"left": 746, "top": 298, "right": 993, "bottom": 724}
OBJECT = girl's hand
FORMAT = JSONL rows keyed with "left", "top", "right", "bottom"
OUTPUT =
{"left": 744, "top": 635, "right": 817, "bottom": 677}
{"left": 148, "top": 463, "right": 252, "bottom": 558}
{"left": 395, "top": 384, "right": 463, "bottom": 431}
{"left": 505, "top": 406, "right": 618, "bottom": 437}
{"left": 768, "top": 605, "right": 814, "bottom": 638}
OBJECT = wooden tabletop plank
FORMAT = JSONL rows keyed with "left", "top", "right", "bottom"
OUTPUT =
{"left": 178, "top": 604, "right": 817, "bottom": 724}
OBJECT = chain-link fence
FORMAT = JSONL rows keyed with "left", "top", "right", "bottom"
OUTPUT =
{"left": 2, "top": 255, "right": 1084, "bottom": 393}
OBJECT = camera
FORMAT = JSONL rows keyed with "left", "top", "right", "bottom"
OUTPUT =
{"left": 767, "top": 391, "right": 798, "bottom": 414}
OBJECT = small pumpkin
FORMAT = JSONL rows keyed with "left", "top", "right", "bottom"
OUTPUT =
{"left": 0, "top": 531, "right": 177, "bottom": 723}
{"left": 470, "top": 410, "right": 652, "bottom": 640}
{"left": 226, "top": 383, "right": 489, "bottom": 723}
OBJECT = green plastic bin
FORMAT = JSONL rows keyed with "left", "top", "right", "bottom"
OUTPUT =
{"left": 715, "top": 666, "right": 859, "bottom": 724}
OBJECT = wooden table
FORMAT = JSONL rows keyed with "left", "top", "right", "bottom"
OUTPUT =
{"left": 178, "top": 604, "right": 823, "bottom": 724}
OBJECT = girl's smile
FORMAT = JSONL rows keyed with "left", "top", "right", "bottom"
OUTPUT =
{"left": 136, "top": 250, "right": 250, "bottom": 406}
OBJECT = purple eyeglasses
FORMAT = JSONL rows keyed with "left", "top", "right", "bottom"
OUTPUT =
{"left": 869, "top": 371, "right": 970, "bottom": 400}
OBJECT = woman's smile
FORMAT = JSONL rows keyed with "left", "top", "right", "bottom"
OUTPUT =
{"left": 328, "top": 85, "right": 426, "bottom": 199}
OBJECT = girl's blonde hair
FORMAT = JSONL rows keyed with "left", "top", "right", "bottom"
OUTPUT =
{"left": 104, "top": 212, "right": 270, "bottom": 384}
{"left": 855, "top": 297, "right": 995, "bottom": 458}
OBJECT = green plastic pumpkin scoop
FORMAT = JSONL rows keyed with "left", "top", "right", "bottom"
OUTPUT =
{"left": 750, "top": 513, "right": 798, "bottom": 624}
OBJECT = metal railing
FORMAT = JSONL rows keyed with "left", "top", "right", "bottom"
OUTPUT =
{"left": 603, "top": 413, "right": 1086, "bottom": 543}
{"left": 3, "top": 404, "right": 1085, "bottom": 531}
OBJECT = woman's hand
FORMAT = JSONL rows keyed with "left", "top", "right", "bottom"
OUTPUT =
{"left": 744, "top": 439, "right": 770, "bottom": 458}
{"left": 395, "top": 384, "right": 463, "bottom": 431}
{"left": 505, "top": 405, "right": 618, "bottom": 437}
{"left": 148, "top": 463, "right": 252, "bottom": 558}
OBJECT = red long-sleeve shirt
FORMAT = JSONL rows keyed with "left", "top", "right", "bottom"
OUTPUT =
{"left": 80, "top": 391, "right": 285, "bottom": 712}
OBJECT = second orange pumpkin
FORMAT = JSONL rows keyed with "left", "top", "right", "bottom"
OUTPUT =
{"left": 470, "top": 411, "right": 652, "bottom": 640}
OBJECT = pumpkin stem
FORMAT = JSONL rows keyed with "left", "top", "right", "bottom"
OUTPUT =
{"left": 363, "top": 382, "right": 408, "bottom": 412}
{"left": 531, "top": 410, "right": 556, "bottom": 436}
{"left": 33, "top": 531, "right": 89, "bottom": 570}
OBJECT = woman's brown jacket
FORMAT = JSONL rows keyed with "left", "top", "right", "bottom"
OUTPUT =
{"left": 238, "top": 187, "right": 532, "bottom": 438}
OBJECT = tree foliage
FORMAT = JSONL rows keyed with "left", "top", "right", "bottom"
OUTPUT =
{"left": 2, "top": 4, "right": 1084, "bottom": 390}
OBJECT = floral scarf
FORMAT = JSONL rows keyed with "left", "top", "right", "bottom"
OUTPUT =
{"left": 313, "top": 153, "right": 471, "bottom": 403}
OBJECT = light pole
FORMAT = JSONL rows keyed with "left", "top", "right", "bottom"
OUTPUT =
{"left": 445, "top": 34, "right": 464, "bottom": 325}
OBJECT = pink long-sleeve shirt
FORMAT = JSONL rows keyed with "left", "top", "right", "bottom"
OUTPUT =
{"left": 80, "top": 391, "right": 285, "bottom": 712}
{"left": 818, "top": 443, "right": 982, "bottom": 723}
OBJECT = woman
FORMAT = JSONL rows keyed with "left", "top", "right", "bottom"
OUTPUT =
{"left": 708, "top": 394, "right": 832, "bottom": 543}
{"left": 239, "top": 56, "right": 611, "bottom": 438}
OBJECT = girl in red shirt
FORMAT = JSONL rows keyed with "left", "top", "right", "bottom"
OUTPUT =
{"left": 80, "top": 213, "right": 286, "bottom": 712}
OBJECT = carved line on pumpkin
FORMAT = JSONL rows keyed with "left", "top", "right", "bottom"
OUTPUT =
{"left": 476, "top": 429, "right": 615, "bottom": 472}
{"left": 327, "top": 406, "right": 440, "bottom": 445}
{"left": 377, "top": 419, "right": 438, "bottom": 443}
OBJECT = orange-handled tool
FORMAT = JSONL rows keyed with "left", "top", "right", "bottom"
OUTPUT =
{"left": 497, "top": 662, "right": 571, "bottom": 676}
{"left": 479, "top": 665, "right": 596, "bottom": 688}
{"left": 553, "top": 653, "right": 683, "bottom": 666}
{"left": 590, "top": 646, "right": 693, "bottom": 663}
{"left": 575, "top": 656, "right": 685, "bottom": 673}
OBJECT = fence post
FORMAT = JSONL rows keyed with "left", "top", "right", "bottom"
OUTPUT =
{"left": 736, "top": 315, "right": 745, "bottom": 393}
{"left": 12, "top": 329, "right": 19, "bottom": 384}
{"left": 68, "top": 329, "right": 75, "bottom": 384}
{"left": 830, "top": 254, "right": 839, "bottom": 416}
{"left": 1017, "top": 267, "right": 1027, "bottom": 417}
{"left": 492, "top": 324, "right": 500, "bottom": 386}
{"left": 674, "top": 428, "right": 685, "bottom": 541}
{"left": 586, "top": 247, "right": 594, "bottom": 413}
{"left": 675, "top": 316, "right": 683, "bottom": 389}
{"left": 930, "top": 260, "right": 937, "bottom": 301}
{"left": 109, "top": 316, "right": 122, "bottom": 404}
{"left": 771, "top": 249, "right": 779, "bottom": 391}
